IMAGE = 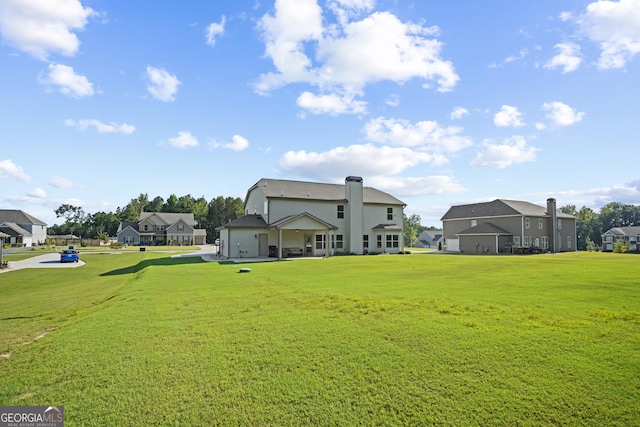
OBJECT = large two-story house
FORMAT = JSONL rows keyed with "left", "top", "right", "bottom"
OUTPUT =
{"left": 601, "top": 226, "right": 640, "bottom": 252}
{"left": 441, "top": 198, "right": 577, "bottom": 254}
{"left": 0, "top": 209, "right": 47, "bottom": 247}
{"left": 217, "top": 176, "right": 406, "bottom": 259}
{"left": 117, "top": 212, "right": 206, "bottom": 246}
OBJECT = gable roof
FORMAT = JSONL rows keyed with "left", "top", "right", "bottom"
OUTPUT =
{"left": 603, "top": 226, "right": 640, "bottom": 236}
{"left": 139, "top": 212, "right": 195, "bottom": 226}
{"left": 0, "top": 209, "right": 46, "bottom": 226}
{"left": 117, "top": 221, "right": 139, "bottom": 233}
{"left": 247, "top": 178, "right": 405, "bottom": 206}
{"left": 441, "top": 199, "right": 577, "bottom": 220}
{"left": 0, "top": 222, "right": 32, "bottom": 237}
{"left": 456, "top": 222, "right": 512, "bottom": 235}
{"left": 270, "top": 212, "right": 337, "bottom": 230}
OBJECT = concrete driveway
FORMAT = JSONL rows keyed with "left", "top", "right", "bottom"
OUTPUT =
{"left": 0, "top": 252, "right": 85, "bottom": 274}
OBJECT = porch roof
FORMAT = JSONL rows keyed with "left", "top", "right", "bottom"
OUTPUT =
{"left": 269, "top": 212, "right": 337, "bottom": 230}
{"left": 457, "top": 222, "right": 512, "bottom": 235}
{"left": 372, "top": 223, "right": 402, "bottom": 231}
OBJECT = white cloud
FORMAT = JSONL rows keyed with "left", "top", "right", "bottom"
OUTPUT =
{"left": 28, "top": 188, "right": 47, "bottom": 199}
{"left": 50, "top": 176, "right": 80, "bottom": 189}
{"left": 39, "top": 63, "right": 94, "bottom": 97}
{"left": 542, "top": 101, "right": 585, "bottom": 126}
{"left": 210, "top": 135, "right": 250, "bottom": 151}
{"left": 0, "top": 0, "right": 96, "bottom": 60}
{"left": 544, "top": 42, "right": 583, "bottom": 73}
{"left": 255, "top": 1, "right": 458, "bottom": 109}
{"left": 493, "top": 105, "right": 525, "bottom": 128}
{"left": 279, "top": 143, "right": 440, "bottom": 182}
{"left": 0, "top": 159, "right": 31, "bottom": 182}
{"left": 450, "top": 107, "right": 469, "bottom": 120}
{"left": 146, "top": 66, "right": 181, "bottom": 102}
{"left": 367, "top": 175, "right": 467, "bottom": 197}
{"left": 297, "top": 91, "right": 367, "bottom": 115}
{"left": 577, "top": 0, "right": 640, "bottom": 69}
{"left": 166, "top": 131, "right": 198, "bottom": 149}
{"left": 205, "top": 16, "right": 226, "bottom": 46}
{"left": 65, "top": 119, "right": 135, "bottom": 134}
{"left": 538, "top": 178, "right": 640, "bottom": 207}
{"left": 363, "top": 117, "right": 472, "bottom": 152}
{"left": 385, "top": 94, "right": 400, "bottom": 107}
{"left": 470, "top": 136, "right": 539, "bottom": 169}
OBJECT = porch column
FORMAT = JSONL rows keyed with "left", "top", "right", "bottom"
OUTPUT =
{"left": 278, "top": 227, "right": 282, "bottom": 260}
{"left": 325, "top": 227, "right": 330, "bottom": 258}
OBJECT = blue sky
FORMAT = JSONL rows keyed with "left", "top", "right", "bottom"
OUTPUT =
{"left": 1, "top": 0, "right": 639, "bottom": 227}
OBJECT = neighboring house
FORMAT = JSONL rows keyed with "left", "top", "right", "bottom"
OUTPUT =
{"left": 441, "top": 198, "right": 577, "bottom": 254}
{"left": 601, "top": 226, "right": 640, "bottom": 252}
{"left": 0, "top": 209, "right": 47, "bottom": 246}
{"left": 414, "top": 230, "right": 443, "bottom": 249}
{"left": 217, "top": 176, "right": 406, "bottom": 259}
{"left": 116, "top": 212, "right": 206, "bottom": 246}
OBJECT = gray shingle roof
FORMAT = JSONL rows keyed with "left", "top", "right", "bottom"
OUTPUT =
{"left": 0, "top": 223, "right": 32, "bottom": 237}
{"left": 247, "top": 178, "right": 405, "bottom": 206}
{"left": 140, "top": 212, "right": 195, "bottom": 225}
{"left": 0, "top": 209, "right": 47, "bottom": 225}
{"left": 441, "top": 199, "right": 577, "bottom": 220}
{"left": 218, "top": 214, "right": 268, "bottom": 229}
{"left": 457, "top": 222, "right": 512, "bottom": 235}
{"left": 603, "top": 226, "right": 640, "bottom": 236}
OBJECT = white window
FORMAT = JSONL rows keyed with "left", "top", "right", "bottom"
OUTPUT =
{"left": 156, "top": 224, "right": 165, "bottom": 231}
{"left": 124, "top": 236, "right": 134, "bottom": 244}
{"left": 183, "top": 236, "right": 189, "bottom": 244}
{"left": 567, "top": 236, "right": 572, "bottom": 249}
{"left": 363, "top": 235, "right": 369, "bottom": 249}
{"left": 315, "top": 234, "right": 326, "bottom": 250}
{"left": 177, "top": 224, "right": 184, "bottom": 231}
{"left": 337, "top": 205, "right": 344, "bottom": 219}
{"left": 513, "top": 236, "right": 520, "bottom": 246}
{"left": 525, "top": 217, "right": 530, "bottom": 229}
{"left": 541, "top": 236, "right": 549, "bottom": 249}
{"left": 471, "top": 219, "right": 477, "bottom": 227}
{"left": 538, "top": 218, "right": 543, "bottom": 229}
{"left": 263, "top": 200, "right": 268, "bottom": 215}
{"left": 557, "top": 219, "right": 562, "bottom": 230}
{"left": 386, "top": 234, "right": 399, "bottom": 248}
{"left": 333, "top": 234, "right": 343, "bottom": 249}
{"left": 523, "top": 236, "right": 529, "bottom": 247}
{"left": 605, "top": 235, "right": 613, "bottom": 242}
{"left": 387, "top": 207, "right": 393, "bottom": 221}
{"left": 377, "top": 235, "right": 382, "bottom": 248}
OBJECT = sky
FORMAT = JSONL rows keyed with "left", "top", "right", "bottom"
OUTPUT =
{"left": 1, "top": 0, "right": 640, "bottom": 227}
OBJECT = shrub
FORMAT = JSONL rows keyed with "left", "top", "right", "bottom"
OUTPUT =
{"left": 613, "top": 240, "right": 630, "bottom": 253}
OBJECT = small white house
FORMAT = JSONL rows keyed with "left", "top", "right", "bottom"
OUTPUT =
{"left": 217, "top": 176, "right": 406, "bottom": 259}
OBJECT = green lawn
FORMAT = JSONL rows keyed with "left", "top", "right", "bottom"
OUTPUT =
{"left": 0, "top": 252, "right": 638, "bottom": 426}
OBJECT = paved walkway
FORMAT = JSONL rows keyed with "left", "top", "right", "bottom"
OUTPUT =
{"left": 0, "top": 252, "right": 85, "bottom": 274}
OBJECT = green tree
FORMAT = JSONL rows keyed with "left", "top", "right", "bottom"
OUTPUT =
{"left": 54, "top": 204, "right": 87, "bottom": 237}
{"left": 403, "top": 213, "right": 421, "bottom": 247}
{"left": 146, "top": 196, "right": 164, "bottom": 212}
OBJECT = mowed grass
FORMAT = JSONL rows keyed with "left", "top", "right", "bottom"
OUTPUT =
{"left": 0, "top": 252, "right": 638, "bottom": 426}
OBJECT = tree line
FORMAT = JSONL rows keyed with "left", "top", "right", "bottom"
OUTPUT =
{"left": 560, "top": 202, "right": 640, "bottom": 250}
{"left": 49, "top": 193, "right": 244, "bottom": 244}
